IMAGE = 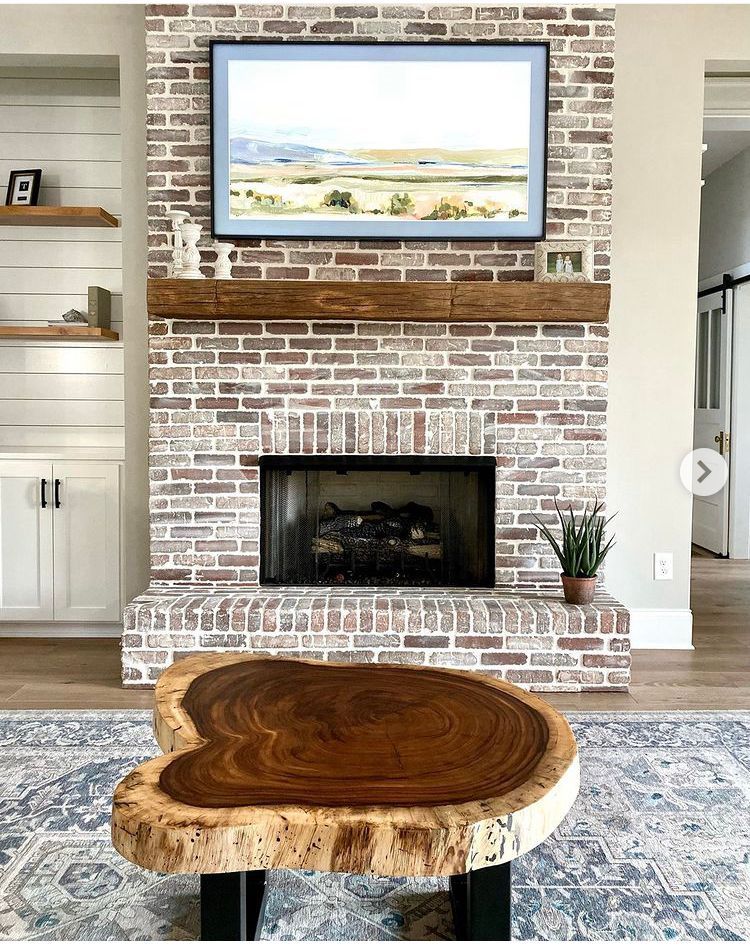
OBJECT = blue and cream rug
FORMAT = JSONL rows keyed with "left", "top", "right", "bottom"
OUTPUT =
{"left": 0, "top": 711, "right": 748, "bottom": 941}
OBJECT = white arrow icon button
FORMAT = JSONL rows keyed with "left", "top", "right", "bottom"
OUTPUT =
{"left": 680, "top": 449, "right": 728, "bottom": 497}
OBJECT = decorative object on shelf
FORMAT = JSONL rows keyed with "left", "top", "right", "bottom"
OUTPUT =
{"left": 532, "top": 499, "right": 616, "bottom": 606}
{"left": 48, "top": 308, "right": 88, "bottom": 326}
{"left": 210, "top": 42, "right": 549, "bottom": 241}
{"left": 177, "top": 221, "right": 204, "bottom": 279}
{"left": 5, "top": 169, "right": 42, "bottom": 206}
{"left": 87, "top": 286, "right": 111, "bottom": 329}
{"left": 166, "top": 210, "right": 191, "bottom": 277}
{"left": 534, "top": 240, "right": 593, "bottom": 283}
{"left": 212, "top": 240, "right": 235, "bottom": 279}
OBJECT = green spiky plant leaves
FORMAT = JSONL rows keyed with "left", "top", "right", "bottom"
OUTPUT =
{"left": 532, "top": 498, "right": 616, "bottom": 579}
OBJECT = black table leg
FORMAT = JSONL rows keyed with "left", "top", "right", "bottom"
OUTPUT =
{"left": 449, "top": 862, "right": 512, "bottom": 941}
{"left": 200, "top": 870, "right": 267, "bottom": 941}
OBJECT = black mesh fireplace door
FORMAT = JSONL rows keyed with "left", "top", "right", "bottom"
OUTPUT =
{"left": 260, "top": 455, "right": 495, "bottom": 588}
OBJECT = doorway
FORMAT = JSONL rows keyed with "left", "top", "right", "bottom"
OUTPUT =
{"left": 690, "top": 62, "right": 750, "bottom": 668}
{"left": 695, "top": 65, "right": 750, "bottom": 560}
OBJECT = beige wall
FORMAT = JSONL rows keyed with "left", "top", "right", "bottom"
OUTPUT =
{"left": 0, "top": 6, "right": 148, "bottom": 604}
{"left": 699, "top": 145, "right": 750, "bottom": 281}
{"left": 4, "top": 3, "right": 748, "bottom": 647}
{"left": 609, "top": 5, "right": 750, "bottom": 645}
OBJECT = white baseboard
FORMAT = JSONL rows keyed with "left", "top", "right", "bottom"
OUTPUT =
{"left": 0, "top": 623, "right": 122, "bottom": 638}
{"left": 628, "top": 609, "right": 694, "bottom": 649}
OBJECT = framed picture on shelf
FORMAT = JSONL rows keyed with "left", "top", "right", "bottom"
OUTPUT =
{"left": 5, "top": 169, "right": 42, "bottom": 206}
{"left": 210, "top": 41, "right": 549, "bottom": 241}
{"left": 534, "top": 241, "right": 593, "bottom": 283}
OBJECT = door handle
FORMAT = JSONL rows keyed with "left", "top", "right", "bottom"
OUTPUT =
{"left": 715, "top": 431, "right": 730, "bottom": 455}
{"left": 54, "top": 478, "right": 61, "bottom": 509}
{"left": 40, "top": 478, "right": 47, "bottom": 509}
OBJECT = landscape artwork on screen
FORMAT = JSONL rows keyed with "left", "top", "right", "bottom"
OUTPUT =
{"left": 214, "top": 44, "right": 547, "bottom": 239}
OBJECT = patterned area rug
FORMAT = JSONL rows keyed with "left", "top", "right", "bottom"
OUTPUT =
{"left": 0, "top": 711, "right": 748, "bottom": 941}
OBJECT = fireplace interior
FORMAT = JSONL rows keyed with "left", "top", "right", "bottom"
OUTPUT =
{"left": 260, "top": 455, "right": 495, "bottom": 587}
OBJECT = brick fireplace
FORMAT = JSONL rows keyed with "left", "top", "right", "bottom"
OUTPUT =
{"left": 123, "top": 2, "right": 629, "bottom": 690}
{"left": 124, "top": 292, "right": 629, "bottom": 689}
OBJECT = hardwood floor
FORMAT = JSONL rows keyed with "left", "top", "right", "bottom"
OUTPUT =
{"left": 0, "top": 637, "right": 153, "bottom": 710}
{"left": 562, "top": 556, "right": 750, "bottom": 711}
{"left": 625, "top": 556, "right": 750, "bottom": 711}
{"left": 1, "top": 557, "right": 748, "bottom": 711}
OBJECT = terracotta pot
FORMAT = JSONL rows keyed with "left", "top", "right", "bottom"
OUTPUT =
{"left": 561, "top": 574, "right": 597, "bottom": 606}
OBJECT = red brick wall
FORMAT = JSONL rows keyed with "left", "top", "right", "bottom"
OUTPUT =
{"left": 144, "top": 3, "right": 615, "bottom": 588}
{"left": 149, "top": 318, "right": 609, "bottom": 586}
{"left": 145, "top": 3, "right": 614, "bottom": 280}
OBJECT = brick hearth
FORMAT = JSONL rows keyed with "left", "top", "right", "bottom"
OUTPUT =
{"left": 123, "top": 3, "right": 630, "bottom": 691}
{"left": 124, "top": 587, "right": 629, "bottom": 691}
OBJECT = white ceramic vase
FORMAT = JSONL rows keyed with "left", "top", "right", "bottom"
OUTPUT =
{"left": 166, "top": 210, "right": 190, "bottom": 277}
{"left": 213, "top": 241, "right": 235, "bottom": 280}
{"left": 178, "top": 222, "right": 204, "bottom": 279}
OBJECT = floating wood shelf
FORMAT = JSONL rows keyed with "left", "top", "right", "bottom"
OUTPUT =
{"left": 147, "top": 278, "right": 610, "bottom": 323}
{"left": 0, "top": 326, "right": 119, "bottom": 340}
{"left": 0, "top": 206, "right": 119, "bottom": 228}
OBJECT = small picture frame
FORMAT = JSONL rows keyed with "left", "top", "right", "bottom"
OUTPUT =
{"left": 534, "top": 241, "right": 593, "bottom": 283}
{"left": 5, "top": 169, "right": 42, "bottom": 206}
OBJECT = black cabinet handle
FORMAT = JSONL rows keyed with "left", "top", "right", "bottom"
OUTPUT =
{"left": 54, "top": 478, "right": 61, "bottom": 509}
{"left": 40, "top": 478, "right": 47, "bottom": 509}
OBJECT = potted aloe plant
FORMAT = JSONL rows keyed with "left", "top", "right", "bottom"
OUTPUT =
{"left": 532, "top": 499, "right": 616, "bottom": 605}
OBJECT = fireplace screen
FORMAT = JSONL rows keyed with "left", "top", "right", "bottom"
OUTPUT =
{"left": 260, "top": 456, "right": 495, "bottom": 587}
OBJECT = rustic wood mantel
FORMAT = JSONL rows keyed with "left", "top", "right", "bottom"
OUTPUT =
{"left": 147, "top": 278, "right": 610, "bottom": 323}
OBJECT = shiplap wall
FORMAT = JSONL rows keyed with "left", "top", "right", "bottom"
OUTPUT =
{"left": 0, "top": 64, "right": 124, "bottom": 451}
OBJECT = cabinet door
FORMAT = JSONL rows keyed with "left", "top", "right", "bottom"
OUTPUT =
{"left": 0, "top": 461, "right": 54, "bottom": 621}
{"left": 52, "top": 462, "right": 120, "bottom": 622}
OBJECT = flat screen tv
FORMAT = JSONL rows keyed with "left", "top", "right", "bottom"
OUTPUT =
{"left": 210, "top": 41, "right": 549, "bottom": 241}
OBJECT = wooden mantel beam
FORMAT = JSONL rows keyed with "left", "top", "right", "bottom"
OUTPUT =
{"left": 147, "top": 278, "right": 610, "bottom": 323}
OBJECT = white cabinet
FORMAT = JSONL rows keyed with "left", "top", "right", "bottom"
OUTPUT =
{"left": 0, "top": 461, "right": 54, "bottom": 620}
{"left": 52, "top": 463, "right": 120, "bottom": 622}
{"left": 0, "top": 460, "right": 120, "bottom": 623}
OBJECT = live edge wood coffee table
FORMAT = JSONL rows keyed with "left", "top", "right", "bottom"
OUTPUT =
{"left": 111, "top": 654, "right": 579, "bottom": 941}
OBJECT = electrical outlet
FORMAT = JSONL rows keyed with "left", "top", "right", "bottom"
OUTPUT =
{"left": 654, "top": 552, "right": 673, "bottom": 581}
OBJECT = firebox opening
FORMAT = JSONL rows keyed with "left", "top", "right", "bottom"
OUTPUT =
{"left": 260, "top": 455, "right": 495, "bottom": 588}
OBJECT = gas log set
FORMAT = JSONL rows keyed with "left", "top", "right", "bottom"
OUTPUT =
{"left": 312, "top": 500, "right": 443, "bottom": 585}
